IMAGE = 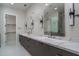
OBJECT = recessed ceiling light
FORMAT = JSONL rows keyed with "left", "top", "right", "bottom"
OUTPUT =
{"left": 10, "top": 3, "right": 14, "bottom": 5}
{"left": 54, "top": 7, "right": 57, "bottom": 10}
{"left": 45, "top": 3, "right": 49, "bottom": 6}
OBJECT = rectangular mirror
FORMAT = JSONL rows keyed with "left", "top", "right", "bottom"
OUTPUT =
{"left": 43, "top": 3, "right": 65, "bottom": 36}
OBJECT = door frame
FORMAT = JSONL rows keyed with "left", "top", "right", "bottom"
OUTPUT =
{"left": 3, "top": 12, "right": 17, "bottom": 46}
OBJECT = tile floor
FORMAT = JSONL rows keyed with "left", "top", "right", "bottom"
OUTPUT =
{"left": 0, "top": 42, "right": 31, "bottom": 56}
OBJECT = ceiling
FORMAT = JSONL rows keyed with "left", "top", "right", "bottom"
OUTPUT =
{"left": 45, "top": 3, "right": 64, "bottom": 13}
{"left": 1, "top": 3, "right": 31, "bottom": 11}
{"left": 0, "top": 3, "right": 64, "bottom": 12}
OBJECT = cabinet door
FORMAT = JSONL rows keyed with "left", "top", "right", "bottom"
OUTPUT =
{"left": 22, "top": 37, "right": 31, "bottom": 51}
{"left": 56, "top": 48, "right": 78, "bottom": 56}
{"left": 27, "top": 39, "right": 39, "bottom": 56}
{"left": 40, "top": 43, "right": 57, "bottom": 56}
{"left": 19, "top": 35, "right": 24, "bottom": 45}
{"left": 25, "top": 39, "right": 46, "bottom": 56}
{"left": 48, "top": 45, "right": 59, "bottom": 56}
{"left": 19, "top": 35, "right": 30, "bottom": 51}
{"left": 35, "top": 42, "right": 51, "bottom": 56}
{"left": 21, "top": 36, "right": 27, "bottom": 47}
{"left": 28, "top": 39, "right": 56, "bottom": 56}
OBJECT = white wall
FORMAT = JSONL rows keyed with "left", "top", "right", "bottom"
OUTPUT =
{"left": 0, "top": 5, "right": 26, "bottom": 46}
{"left": 25, "top": 3, "right": 79, "bottom": 42}
{"left": 70, "top": 3, "right": 79, "bottom": 42}
{"left": 0, "top": 5, "right": 2, "bottom": 46}
{"left": 25, "top": 3, "right": 46, "bottom": 35}
{"left": 64, "top": 3, "right": 72, "bottom": 41}
{"left": 65, "top": 3, "right": 79, "bottom": 42}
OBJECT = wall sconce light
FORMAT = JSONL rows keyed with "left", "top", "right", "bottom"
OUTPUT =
{"left": 69, "top": 3, "right": 79, "bottom": 26}
{"left": 25, "top": 22, "right": 27, "bottom": 29}
{"left": 40, "top": 19, "right": 43, "bottom": 23}
{"left": 31, "top": 20, "right": 34, "bottom": 30}
{"left": 31, "top": 20, "right": 34, "bottom": 26}
{"left": 40, "top": 16, "right": 43, "bottom": 28}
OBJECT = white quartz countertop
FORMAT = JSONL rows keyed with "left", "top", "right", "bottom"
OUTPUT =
{"left": 19, "top": 33, "right": 79, "bottom": 55}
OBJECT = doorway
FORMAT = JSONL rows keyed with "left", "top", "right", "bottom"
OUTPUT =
{"left": 5, "top": 14, "right": 16, "bottom": 46}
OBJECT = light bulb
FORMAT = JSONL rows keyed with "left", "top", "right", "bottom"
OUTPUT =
{"left": 54, "top": 7, "right": 57, "bottom": 10}
{"left": 10, "top": 3, "right": 14, "bottom": 5}
{"left": 45, "top": 3, "right": 49, "bottom": 6}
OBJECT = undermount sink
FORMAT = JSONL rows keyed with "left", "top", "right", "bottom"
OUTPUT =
{"left": 43, "top": 37, "right": 67, "bottom": 45}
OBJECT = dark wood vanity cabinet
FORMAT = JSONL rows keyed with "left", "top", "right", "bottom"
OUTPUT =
{"left": 19, "top": 35, "right": 78, "bottom": 56}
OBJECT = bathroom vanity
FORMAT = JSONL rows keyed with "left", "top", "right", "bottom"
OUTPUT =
{"left": 19, "top": 33, "right": 79, "bottom": 56}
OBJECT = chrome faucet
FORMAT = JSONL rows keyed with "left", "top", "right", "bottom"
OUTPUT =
{"left": 47, "top": 32, "right": 52, "bottom": 38}
{"left": 27, "top": 27, "right": 32, "bottom": 34}
{"left": 47, "top": 32, "right": 56, "bottom": 39}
